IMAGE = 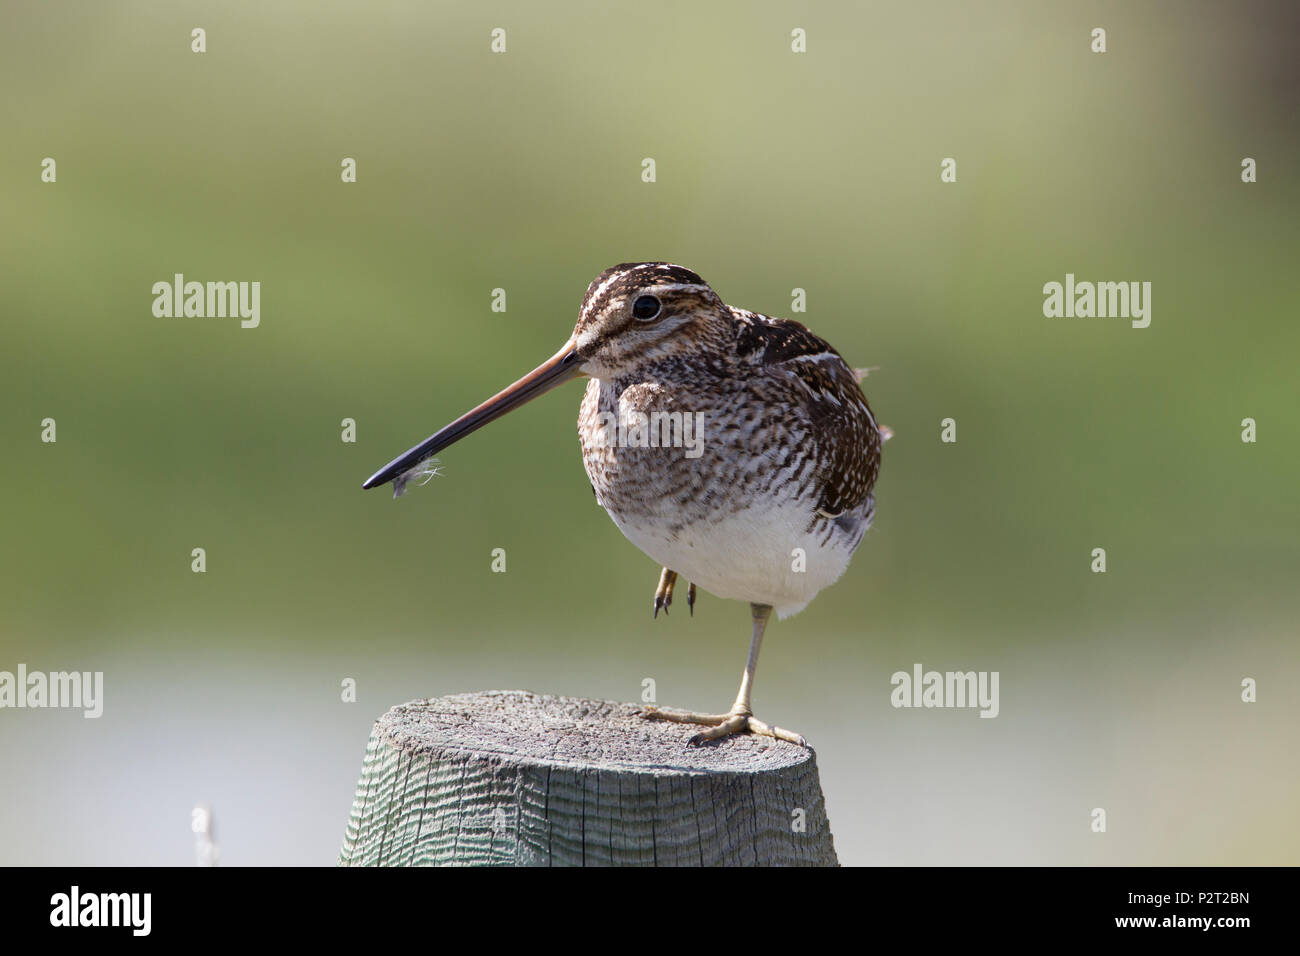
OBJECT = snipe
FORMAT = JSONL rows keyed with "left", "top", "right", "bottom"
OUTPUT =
{"left": 364, "top": 263, "right": 883, "bottom": 746}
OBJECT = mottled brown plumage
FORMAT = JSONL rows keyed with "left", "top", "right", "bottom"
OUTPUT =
{"left": 574, "top": 264, "right": 881, "bottom": 621}
{"left": 364, "top": 262, "right": 884, "bottom": 746}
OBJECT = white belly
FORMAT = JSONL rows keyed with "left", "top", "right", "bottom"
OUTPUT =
{"left": 606, "top": 496, "right": 857, "bottom": 619}
{"left": 578, "top": 376, "right": 870, "bottom": 618}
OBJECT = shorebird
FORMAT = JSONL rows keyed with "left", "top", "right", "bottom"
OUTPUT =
{"left": 364, "top": 263, "right": 883, "bottom": 746}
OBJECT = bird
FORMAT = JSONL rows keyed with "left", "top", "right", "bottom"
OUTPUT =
{"left": 363, "top": 262, "right": 883, "bottom": 747}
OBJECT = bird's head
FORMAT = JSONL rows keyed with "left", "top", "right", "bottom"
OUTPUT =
{"left": 569, "top": 262, "right": 728, "bottom": 379}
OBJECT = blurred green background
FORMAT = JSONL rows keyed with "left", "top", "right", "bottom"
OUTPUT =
{"left": 2, "top": 0, "right": 1297, "bottom": 865}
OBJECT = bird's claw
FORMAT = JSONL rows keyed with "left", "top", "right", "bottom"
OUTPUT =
{"left": 644, "top": 706, "right": 808, "bottom": 748}
{"left": 653, "top": 568, "right": 677, "bottom": 619}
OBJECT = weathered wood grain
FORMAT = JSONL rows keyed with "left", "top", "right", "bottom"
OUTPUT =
{"left": 339, "top": 690, "right": 837, "bottom": 866}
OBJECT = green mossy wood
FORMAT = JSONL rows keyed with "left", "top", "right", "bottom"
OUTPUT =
{"left": 339, "top": 690, "right": 838, "bottom": 866}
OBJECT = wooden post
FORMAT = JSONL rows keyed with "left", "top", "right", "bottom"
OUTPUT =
{"left": 339, "top": 690, "right": 838, "bottom": 866}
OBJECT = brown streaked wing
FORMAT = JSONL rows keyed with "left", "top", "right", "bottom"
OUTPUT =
{"left": 732, "top": 310, "right": 881, "bottom": 518}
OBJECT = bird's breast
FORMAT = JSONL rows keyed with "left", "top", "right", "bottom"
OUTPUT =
{"left": 578, "top": 376, "right": 808, "bottom": 529}
{"left": 576, "top": 376, "right": 867, "bottom": 616}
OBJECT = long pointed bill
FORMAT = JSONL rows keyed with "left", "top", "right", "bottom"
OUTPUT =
{"left": 363, "top": 341, "right": 585, "bottom": 494}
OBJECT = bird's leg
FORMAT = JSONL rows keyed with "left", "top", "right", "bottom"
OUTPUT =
{"left": 642, "top": 603, "right": 807, "bottom": 747}
{"left": 687, "top": 582, "right": 696, "bottom": 616}
{"left": 653, "top": 568, "right": 678, "bottom": 618}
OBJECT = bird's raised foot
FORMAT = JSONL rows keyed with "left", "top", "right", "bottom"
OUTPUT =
{"left": 653, "top": 567, "right": 677, "bottom": 618}
{"left": 640, "top": 706, "right": 807, "bottom": 747}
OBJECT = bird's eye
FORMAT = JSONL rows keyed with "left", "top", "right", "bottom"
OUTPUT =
{"left": 631, "top": 295, "right": 662, "bottom": 321}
